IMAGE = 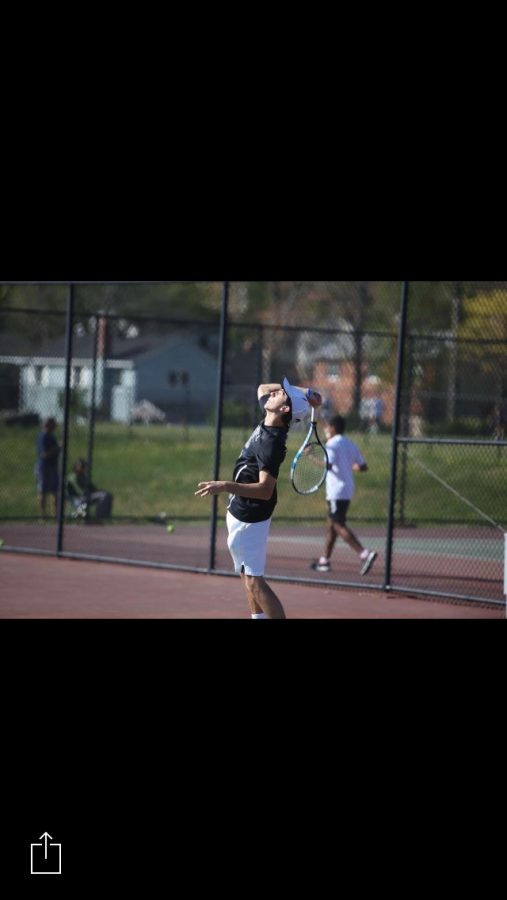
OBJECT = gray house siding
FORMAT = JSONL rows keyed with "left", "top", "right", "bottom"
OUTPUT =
{"left": 2, "top": 331, "right": 218, "bottom": 424}
{"left": 135, "top": 340, "right": 217, "bottom": 422}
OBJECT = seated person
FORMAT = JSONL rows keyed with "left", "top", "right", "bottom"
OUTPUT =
{"left": 67, "top": 458, "right": 113, "bottom": 519}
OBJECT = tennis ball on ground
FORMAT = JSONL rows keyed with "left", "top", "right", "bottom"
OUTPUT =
{"left": 166, "top": 524, "right": 175, "bottom": 534}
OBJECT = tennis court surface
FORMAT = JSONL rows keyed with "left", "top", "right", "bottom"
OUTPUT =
{"left": 1, "top": 519, "right": 505, "bottom": 607}
{"left": 0, "top": 551, "right": 503, "bottom": 618}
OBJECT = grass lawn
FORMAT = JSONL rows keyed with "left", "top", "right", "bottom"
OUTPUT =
{"left": 0, "top": 423, "right": 505, "bottom": 529}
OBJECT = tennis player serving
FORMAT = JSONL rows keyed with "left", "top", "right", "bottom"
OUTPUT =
{"left": 195, "top": 378, "right": 322, "bottom": 619}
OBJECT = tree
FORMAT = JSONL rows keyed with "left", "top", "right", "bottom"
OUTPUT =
{"left": 457, "top": 285, "right": 507, "bottom": 404}
{"left": 0, "top": 284, "right": 68, "bottom": 347}
{"left": 57, "top": 388, "right": 88, "bottom": 423}
{"left": 0, "top": 281, "right": 227, "bottom": 354}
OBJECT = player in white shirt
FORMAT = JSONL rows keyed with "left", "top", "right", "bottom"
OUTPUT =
{"left": 310, "top": 415, "right": 377, "bottom": 575}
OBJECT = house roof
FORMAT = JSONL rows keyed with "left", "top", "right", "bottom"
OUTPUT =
{"left": 0, "top": 332, "right": 52, "bottom": 356}
{"left": 0, "top": 329, "right": 218, "bottom": 363}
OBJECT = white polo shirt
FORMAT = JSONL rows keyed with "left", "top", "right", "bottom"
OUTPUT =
{"left": 325, "top": 434, "right": 366, "bottom": 501}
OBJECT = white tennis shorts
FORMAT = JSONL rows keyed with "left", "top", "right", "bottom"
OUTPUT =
{"left": 226, "top": 511, "right": 272, "bottom": 576}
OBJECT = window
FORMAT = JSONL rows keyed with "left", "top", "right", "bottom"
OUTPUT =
{"left": 32, "top": 365, "right": 49, "bottom": 386}
{"left": 168, "top": 371, "right": 190, "bottom": 387}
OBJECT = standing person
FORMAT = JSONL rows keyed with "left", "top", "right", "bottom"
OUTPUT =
{"left": 360, "top": 393, "right": 384, "bottom": 435}
{"left": 195, "top": 378, "right": 322, "bottom": 619}
{"left": 35, "top": 416, "right": 61, "bottom": 518}
{"left": 310, "top": 415, "right": 377, "bottom": 575}
{"left": 368, "top": 395, "right": 384, "bottom": 434}
{"left": 359, "top": 396, "right": 373, "bottom": 432}
{"left": 67, "top": 458, "right": 113, "bottom": 519}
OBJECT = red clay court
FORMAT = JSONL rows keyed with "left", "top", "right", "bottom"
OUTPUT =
{"left": 0, "top": 550, "right": 503, "bottom": 618}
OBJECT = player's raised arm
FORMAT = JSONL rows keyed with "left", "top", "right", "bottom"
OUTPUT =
{"left": 257, "top": 383, "right": 282, "bottom": 399}
{"left": 257, "top": 382, "right": 323, "bottom": 407}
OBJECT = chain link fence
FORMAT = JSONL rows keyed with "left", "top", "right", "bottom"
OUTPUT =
{"left": 1, "top": 281, "right": 505, "bottom": 606}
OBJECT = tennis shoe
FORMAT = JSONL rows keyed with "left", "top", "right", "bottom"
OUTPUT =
{"left": 310, "top": 560, "right": 331, "bottom": 572}
{"left": 360, "top": 550, "right": 377, "bottom": 576}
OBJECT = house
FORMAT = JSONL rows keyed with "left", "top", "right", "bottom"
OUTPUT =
{"left": 296, "top": 326, "right": 393, "bottom": 422}
{"left": 0, "top": 322, "right": 219, "bottom": 424}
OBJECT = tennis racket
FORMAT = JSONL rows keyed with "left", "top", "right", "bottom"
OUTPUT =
{"left": 290, "top": 407, "right": 329, "bottom": 494}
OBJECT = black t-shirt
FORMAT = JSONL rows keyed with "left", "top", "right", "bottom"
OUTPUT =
{"left": 227, "top": 395, "right": 288, "bottom": 523}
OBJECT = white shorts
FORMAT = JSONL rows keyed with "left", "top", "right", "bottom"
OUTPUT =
{"left": 226, "top": 511, "right": 272, "bottom": 576}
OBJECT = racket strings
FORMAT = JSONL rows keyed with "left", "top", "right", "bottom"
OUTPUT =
{"left": 292, "top": 442, "right": 328, "bottom": 493}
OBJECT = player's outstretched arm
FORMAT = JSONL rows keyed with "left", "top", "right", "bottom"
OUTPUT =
{"left": 195, "top": 471, "right": 276, "bottom": 501}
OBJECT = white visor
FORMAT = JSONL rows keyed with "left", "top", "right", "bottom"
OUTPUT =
{"left": 282, "top": 377, "right": 310, "bottom": 422}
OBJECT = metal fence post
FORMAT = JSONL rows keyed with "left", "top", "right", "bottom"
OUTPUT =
{"left": 255, "top": 324, "right": 264, "bottom": 425}
{"left": 383, "top": 281, "right": 410, "bottom": 589}
{"left": 208, "top": 281, "right": 229, "bottom": 571}
{"left": 56, "top": 283, "right": 74, "bottom": 554}
{"left": 398, "top": 334, "right": 413, "bottom": 526}
{"left": 85, "top": 314, "right": 99, "bottom": 520}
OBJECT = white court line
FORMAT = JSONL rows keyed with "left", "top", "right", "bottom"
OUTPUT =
{"left": 268, "top": 535, "right": 503, "bottom": 561}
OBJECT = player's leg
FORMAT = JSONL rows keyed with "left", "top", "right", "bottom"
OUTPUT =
{"left": 323, "top": 517, "right": 338, "bottom": 559}
{"left": 240, "top": 569, "right": 263, "bottom": 615}
{"left": 226, "top": 512, "right": 280, "bottom": 617}
{"left": 332, "top": 501, "right": 364, "bottom": 554}
{"left": 311, "top": 502, "right": 346, "bottom": 571}
{"left": 243, "top": 574, "right": 286, "bottom": 619}
{"left": 334, "top": 512, "right": 377, "bottom": 574}
{"left": 334, "top": 521, "right": 364, "bottom": 554}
